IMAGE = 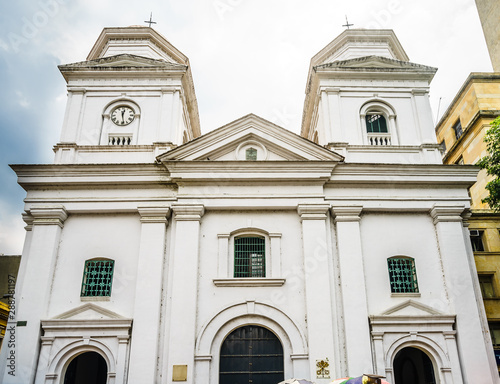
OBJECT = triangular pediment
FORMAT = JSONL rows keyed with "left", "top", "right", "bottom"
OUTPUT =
{"left": 51, "top": 303, "right": 126, "bottom": 320}
{"left": 87, "top": 27, "right": 189, "bottom": 64}
{"left": 316, "top": 55, "right": 437, "bottom": 72}
{"left": 158, "top": 114, "right": 343, "bottom": 162}
{"left": 59, "top": 54, "right": 186, "bottom": 70}
{"left": 380, "top": 300, "right": 445, "bottom": 316}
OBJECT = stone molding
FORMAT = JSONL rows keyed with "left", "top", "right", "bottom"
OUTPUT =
{"left": 22, "top": 212, "right": 34, "bottom": 231}
{"left": 212, "top": 278, "right": 286, "bottom": 287}
{"left": 172, "top": 204, "right": 205, "bottom": 221}
{"left": 430, "top": 204, "right": 465, "bottom": 225}
{"left": 331, "top": 205, "right": 363, "bottom": 222}
{"left": 137, "top": 205, "right": 170, "bottom": 224}
{"left": 30, "top": 205, "right": 68, "bottom": 228}
{"left": 297, "top": 204, "right": 330, "bottom": 220}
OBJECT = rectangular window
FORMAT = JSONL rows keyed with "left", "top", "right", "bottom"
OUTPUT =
{"left": 81, "top": 260, "right": 114, "bottom": 297}
{"left": 490, "top": 323, "right": 500, "bottom": 348}
{"left": 387, "top": 257, "right": 419, "bottom": 293}
{"left": 234, "top": 237, "right": 265, "bottom": 277}
{"left": 439, "top": 140, "right": 446, "bottom": 153}
{"left": 470, "top": 230, "right": 485, "bottom": 251}
{"left": 453, "top": 120, "right": 463, "bottom": 140}
{"left": 479, "top": 274, "right": 496, "bottom": 298}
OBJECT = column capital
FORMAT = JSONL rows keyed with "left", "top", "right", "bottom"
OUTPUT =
{"left": 331, "top": 205, "right": 363, "bottom": 222}
{"left": 443, "top": 330, "right": 457, "bottom": 339}
{"left": 22, "top": 212, "right": 34, "bottom": 231}
{"left": 172, "top": 204, "right": 205, "bottom": 221}
{"left": 137, "top": 205, "right": 170, "bottom": 224}
{"left": 297, "top": 204, "right": 330, "bottom": 220}
{"left": 30, "top": 205, "right": 68, "bottom": 228}
{"left": 430, "top": 204, "right": 465, "bottom": 225}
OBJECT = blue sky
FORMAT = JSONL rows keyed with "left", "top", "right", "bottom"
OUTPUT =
{"left": 0, "top": 0, "right": 493, "bottom": 254}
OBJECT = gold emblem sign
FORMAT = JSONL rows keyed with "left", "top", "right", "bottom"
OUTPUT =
{"left": 316, "top": 358, "right": 330, "bottom": 379}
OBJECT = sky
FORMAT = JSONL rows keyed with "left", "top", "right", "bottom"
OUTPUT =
{"left": 0, "top": 0, "right": 493, "bottom": 255}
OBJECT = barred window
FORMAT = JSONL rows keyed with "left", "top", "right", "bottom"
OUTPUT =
{"left": 246, "top": 148, "right": 257, "bottom": 161}
{"left": 387, "top": 257, "right": 419, "bottom": 293}
{"left": 234, "top": 237, "right": 265, "bottom": 277}
{"left": 81, "top": 259, "right": 114, "bottom": 297}
{"left": 366, "top": 114, "right": 388, "bottom": 133}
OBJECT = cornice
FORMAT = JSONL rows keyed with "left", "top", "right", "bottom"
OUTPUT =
{"left": 163, "top": 161, "right": 337, "bottom": 183}
{"left": 10, "top": 163, "right": 170, "bottom": 189}
{"left": 329, "top": 163, "right": 478, "bottom": 186}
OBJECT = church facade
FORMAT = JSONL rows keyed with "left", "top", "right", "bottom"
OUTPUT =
{"left": 1, "top": 26, "right": 498, "bottom": 384}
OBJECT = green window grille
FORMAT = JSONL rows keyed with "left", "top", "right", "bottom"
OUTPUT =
{"left": 246, "top": 147, "right": 257, "bottom": 161}
{"left": 366, "top": 114, "right": 388, "bottom": 133}
{"left": 81, "top": 260, "right": 114, "bottom": 297}
{"left": 387, "top": 257, "right": 419, "bottom": 293}
{"left": 234, "top": 237, "right": 265, "bottom": 277}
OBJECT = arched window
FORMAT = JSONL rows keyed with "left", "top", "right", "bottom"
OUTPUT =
{"left": 360, "top": 100, "right": 397, "bottom": 146}
{"left": 81, "top": 259, "right": 115, "bottom": 297}
{"left": 234, "top": 236, "right": 266, "bottom": 278}
{"left": 365, "top": 113, "right": 388, "bottom": 133}
{"left": 387, "top": 256, "right": 419, "bottom": 293}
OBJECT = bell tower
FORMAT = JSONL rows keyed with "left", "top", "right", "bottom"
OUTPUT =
{"left": 301, "top": 29, "right": 441, "bottom": 164}
{"left": 54, "top": 26, "right": 200, "bottom": 164}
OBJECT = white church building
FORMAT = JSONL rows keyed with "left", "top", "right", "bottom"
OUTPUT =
{"left": 1, "top": 26, "right": 499, "bottom": 384}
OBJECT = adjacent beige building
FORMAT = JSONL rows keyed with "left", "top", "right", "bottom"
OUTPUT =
{"left": 436, "top": 72, "right": 500, "bottom": 373}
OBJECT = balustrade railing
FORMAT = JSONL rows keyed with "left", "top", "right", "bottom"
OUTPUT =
{"left": 367, "top": 133, "right": 391, "bottom": 146}
{"left": 108, "top": 135, "right": 132, "bottom": 145}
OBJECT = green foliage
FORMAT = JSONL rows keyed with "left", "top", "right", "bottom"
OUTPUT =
{"left": 477, "top": 116, "right": 500, "bottom": 210}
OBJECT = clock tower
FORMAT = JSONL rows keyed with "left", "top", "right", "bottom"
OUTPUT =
{"left": 54, "top": 26, "right": 201, "bottom": 164}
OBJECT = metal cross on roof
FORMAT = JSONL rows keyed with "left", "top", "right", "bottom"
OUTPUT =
{"left": 144, "top": 13, "right": 157, "bottom": 28}
{"left": 342, "top": 15, "right": 354, "bottom": 29}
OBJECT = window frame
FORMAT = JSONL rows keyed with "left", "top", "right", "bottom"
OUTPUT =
{"left": 80, "top": 258, "right": 115, "bottom": 298}
{"left": 233, "top": 235, "right": 266, "bottom": 277}
{"left": 478, "top": 273, "right": 497, "bottom": 299}
{"left": 360, "top": 100, "right": 398, "bottom": 146}
{"left": 387, "top": 256, "right": 419, "bottom": 294}
{"left": 470, "top": 229, "right": 485, "bottom": 252}
{"left": 213, "top": 228, "right": 285, "bottom": 287}
{"left": 453, "top": 119, "right": 463, "bottom": 140}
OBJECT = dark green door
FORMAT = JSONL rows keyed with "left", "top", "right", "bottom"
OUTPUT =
{"left": 219, "top": 325, "right": 284, "bottom": 384}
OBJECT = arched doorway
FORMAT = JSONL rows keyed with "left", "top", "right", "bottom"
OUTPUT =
{"left": 219, "top": 325, "right": 284, "bottom": 384}
{"left": 64, "top": 351, "right": 108, "bottom": 384}
{"left": 393, "top": 347, "right": 436, "bottom": 384}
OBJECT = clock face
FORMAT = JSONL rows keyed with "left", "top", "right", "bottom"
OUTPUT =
{"left": 111, "top": 106, "right": 135, "bottom": 126}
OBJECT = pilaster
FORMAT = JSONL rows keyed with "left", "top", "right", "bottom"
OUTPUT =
{"left": 128, "top": 206, "right": 170, "bottom": 384}
{"left": 1, "top": 205, "right": 67, "bottom": 384}
{"left": 430, "top": 204, "right": 497, "bottom": 382}
{"left": 331, "top": 205, "right": 372, "bottom": 375}
{"left": 166, "top": 204, "right": 205, "bottom": 384}
{"left": 297, "top": 204, "right": 336, "bottom": 382}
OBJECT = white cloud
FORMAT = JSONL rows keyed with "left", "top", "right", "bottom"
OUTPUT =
{"left": 0, "top": 203, "right": 25, "bottom": 256}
